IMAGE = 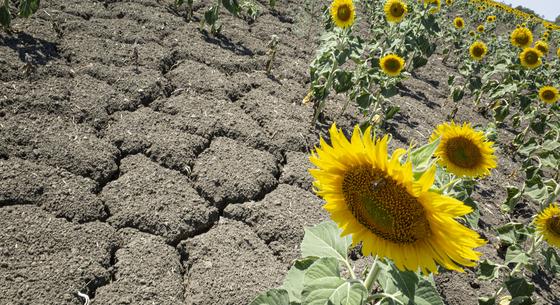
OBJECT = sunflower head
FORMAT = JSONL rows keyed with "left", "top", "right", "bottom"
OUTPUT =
{"left": 469, "top": 30, "right": 475, "bottom": 37}
{"left": 423, "top": 0, "right": 441, "bottom": 14}
{"left": 430, "top": 122, "right": 497, "bottom": 177}
{"left": 534, "top": 203, "right": 560, "bottom": 248}
{"left": 445, "top": 0, "right": 452, "bottom": 5}
{"left": 380, "top": 54, "right": 405, "bottom": 77}
{"left": 477, "top": 25, "right": 485, "bottom": 33}
{"left": 486, "top": 15, "right": 495, "bottom": 22}
{"left": 538, "top": 86, "right": 559, "bottom": 104}
{"left": 453, "top": 17, "right": 464, "bottom": 29}
{"left": 510, "top": 27, "right": 533, "bottom": 48}
{"left": 330, "top": 0, "right": 356, "bottom": 29}
{"left": 310, "top": 123, "right": 486, "bottom": 274}
{"left": 469, "top": 41, "right": 488, "bottom": 61}
{"left": 535, "top": 40, "right": 549, "bottom": 55}
{"left": 384, "top": 0, "right": 407, "bottom": 23}
{"left": 519, "top": 47, "right": 543, "bottom": 69}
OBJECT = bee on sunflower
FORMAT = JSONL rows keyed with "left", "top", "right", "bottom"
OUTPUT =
{"left": 534, "top": 203, "right": 560, "bottom": 248}
{"left": 330, "top": 0, "right": 356, "bottom": 29}
{"left": 510, "top": 27, "right": 533, "bottom": 48}
{"left": 469, "top": 41, "right": 488, "bottom": 61}
{"left": 384, "top": 0, "right": 407, "bottom": 24}
{"left": 534, "top": 40, "right": 549, "bottom": 55}
{"left": 538, "top": 86, "right": 559, "bottom": 104}
{"left": 519, "top": 47, "right": 543, "bottom": 69}
{"left": 453, "top": 17, "right": 465, "bottom": 29}
{"left": 379, "top": 54, "right": 405, "bottom": 77}
{"left": 310, "top": 124, "right": 486, "bottom": 274}
{"left": 430, "top": 122, "right": 497, "bottom": 178}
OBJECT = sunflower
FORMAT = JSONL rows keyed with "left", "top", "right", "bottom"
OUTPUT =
{"left": 453, "top": 17, "right": 465, "bottom": 29}
{"left": 445, "top": 0, "right": 452, "bottom": 5}
{"left": 310, "top": 124, "right": 486, "bottom": 274}
{"left": 519, "top": 47, "right": 542, "bottom": 69}
{"left": 330, "top": 0, "right": 356, "bottom": 29}
{"left": 534, "top": 203, "right": 560, "bottom": 248}
{"left": 430, "top": 122, "right": 497, "bottom": 177}
{"left": 486, "top": 15, "right": 495, "bottom": 22}
{"left": 510, "top": 27, "right": 533, "bottom": 48}
{"left": 477, "top": 25, "right": 485, "bottom": 33}
{"left": 538, "top": 86, "right": 559, "bottom": 104}
{"left": 469, "top": 41, "right": 488, "bottom": 61}
{"left": 423, "top": 0, "right": 441, "bottom": 14}
{"left": 384, "top": 0, "right": 407, "bottom": 23}
{"left": 535, "top": 40, "right": 549, "bottom": 55}
{"left": 469, "top": 30, "right": 475, "bottom": 37}
{"left": 380, "top": 54, "right": 405, "bottom": 77}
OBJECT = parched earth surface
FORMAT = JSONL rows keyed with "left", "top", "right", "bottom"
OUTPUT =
{"left": 0, "top": 1, "right": 559, "bottom": 305}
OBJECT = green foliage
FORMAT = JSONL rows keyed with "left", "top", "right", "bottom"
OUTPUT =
{"left": 1, "top": 0, "right": 40, "bottom": 28}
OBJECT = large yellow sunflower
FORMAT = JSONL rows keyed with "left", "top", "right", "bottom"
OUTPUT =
{"left": 534, "top": 40, "right": 549, "bottom": 55}
{"left": 538, "top": 86, "right": 559, "bottom": 104}
{"left": 519, "top": 47, "right": 542, "bottom": 69}
{"left": 309, "top": 124, "right": 485, "bottom": 274}
{"left": 453, "top": 17, "right": 465, "bottom": 29}
{"left": 380, "top": 54, "right": 405, "bottom": 77}
{"left": 469, "top": 41, "right": 488, "bottom": 61}
{"left": 534, "top": 203, "right": 560, "bottom": 248}
{"left": 330, "top": 0, "right": 356, "bottom": 29}
{"left": 430, "top": 122, "right": 497, "bottom": 177}
{"left": 510, "top": 27, "right": 533, "bottom": 48}
{"left": 384, "top": 0, "right": 407, "bottom": 23}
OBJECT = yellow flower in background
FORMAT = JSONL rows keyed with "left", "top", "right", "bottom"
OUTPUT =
{"left": 384, "top": 0, "right": 407, "bottom": 23}
{"left": 519, "top": 47, "right": 542, "bottom": 69}
{"left": 469, "top": 41, "right": 488, "bottom": 61}
{"left": 430, "top": 122, "right": 497, "bottom": 177}
{"left": 424, "top": 0, "right": 441, "bottom": 14}
{"left": 469, "top": 30, "right": 475, "bottom": 37}
{"left": 535, "top": 40, "right": 549, "bottom": 55}
{"left": 486, "top": 15, "right": 496, "bottom": 22}
{"left": 510, "top": 27, "right": 533, "bottom": 48}
{"left": 538, "top": 86, "right": 559, "bottom": 104}
{"left": 330, "top": 0, "right": 356, "bottom": 29}
{"left": 445, "top": 0, "right": 453, "bottom": 5}
{"left": 534, "top": 203, "right": 560, "bottom": 248}
{"left": 380, "top": 54, "right": 405, "bottom": 77}
{"left": 310, "top": 124, "right": 486, "bottom": 274}
{"left": 477, "top": 25, "right": 485, "bottom": 33}
{"left": 453, "top": 17, "right": 465, "bottom": 29}
{"left": 557, "top": 48, "right": 560, "bottom": 59}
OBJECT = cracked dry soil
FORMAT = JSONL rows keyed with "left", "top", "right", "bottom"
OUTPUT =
{"left": 0, "top": 0, "right": 558, "bottom": 305}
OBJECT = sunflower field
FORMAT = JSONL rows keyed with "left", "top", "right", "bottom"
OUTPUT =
{"left": 252, "top": 0, "right": 560, "bottom": 304}
{"left": 0, "top": 0, "right": 559, "bottom": 304}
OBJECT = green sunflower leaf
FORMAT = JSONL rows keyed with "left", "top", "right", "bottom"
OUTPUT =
{"left": 541, "top": 247, "right": 560, "bottom": 274}
{"left": 0, "top": 0, "right": 10, "bottom": 28}
{"left": 478, "top": 296, "right": 496, "bottom": 305}
{"left": 301, "top": 258, "right": 367, "bottom": 305}
{"left": 476, "top": 259, "right": 501, "bottom": 280}
{"left": 301, "top": 221, "right": 352, "bottom": 263}
{"left": 410, "top": 137, "right": 440, "bottom": 178}
{"left": 250, "top": 289, "right": 291, "bottom": 305}
{"left": 282, "top": 257, "right": 318, "bottom": 303}
{"left": 505, "top": 277, "right": 535, "bottom": 299}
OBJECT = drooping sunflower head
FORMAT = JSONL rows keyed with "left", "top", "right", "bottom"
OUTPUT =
{"left": 469, "top": 41, "right": 488, "bottom": 61}
{"left": 534, "top": 40, "right": 549, "bottom": 55}
{"left": 330, "top": 0, "right": 356, "bottom": 29}
{"left": 538, "top": 86, "right": 559, "bottom": 104}
{"left": 380, "top": 54, "right": 405, "bottom": 77}
{"left": 453, "top": 17, "right": 465, "bottom": 29}
{"left": 430, "top": 122, "right": 497, "bottom": 177}
{"left": 510, "top": 27, "right": 533, "bottom": 48}
{"left": 519, "top": 47, "right": 543, "bottom": 69}
{"left": 310, "top": 123, "right": 486, "bottom": 274}
{"left": 477, "top": 25, "right": 485, "bottom": 33}
{"left": 423, "top": 0, "right": 441, "bottom": 14}
{"left": 534, "top": 203, "right": 560, "bottom": 248}
{"left": 384, "top": 0, "right": 407, "bottom": 23}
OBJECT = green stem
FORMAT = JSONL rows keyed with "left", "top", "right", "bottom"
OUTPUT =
{"left": 436, "top": 177, "right": 462, "bottom": 193}
{"left": 344, "top": 259, "right": 357, "bottom": 280}
{"left": 364, "top": 256, "right": 381, "bottom": 292}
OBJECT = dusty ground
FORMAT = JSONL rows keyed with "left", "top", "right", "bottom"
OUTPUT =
{"left": 0, "top": 0, "right": 558, "bottom": 304}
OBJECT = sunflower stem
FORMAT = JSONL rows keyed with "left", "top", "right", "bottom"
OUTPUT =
{"left": 344, "top": 259, "right": 357, "bottom": 280}
{"left": 436, "top": 177, "right": 461, "bottom": 193}
{"left": 364, "top": 256, "right": 381, "bottom": 292}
